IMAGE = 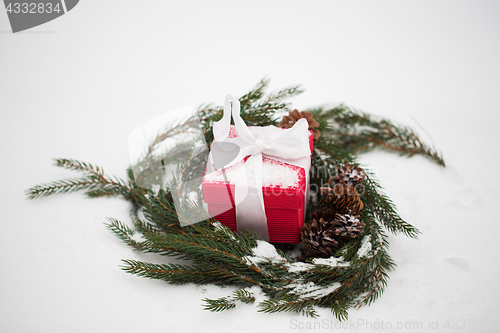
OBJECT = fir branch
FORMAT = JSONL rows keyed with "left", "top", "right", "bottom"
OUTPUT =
{"left": 266, "top": 85, "right": 304, "bottom": 104}
{"left": 26, "top": 178, "right": 104, "bottom": 199}
{"left": 121, "top": 260, "right": 226, "bottom": 284}
{"left": 140, "top": 190, "right": 185, "bottom": 234}
{"left": 203, "top": 288, "right": 257, "bottom": 313}
{"left": 55, "top": 158, "right": 105, "bottom": 177}
{"left": 124, "top": 220, "right": 294, "bottom": 288}
{"left": 311, "top": 106, "right": 445, "bottom": 167}
{"left": 353, "top": 220, "right": 395, "bottom": 307}
{"left": 329, "top": 299, "right": 350, "bottom": 322}
{"left": 362, "top": 170, "right": 421, "bottom": 238}
{"left": 232, "top": 289, "right": 256, "bottom": 304}
{"left": 203, "top": 296, "right": 237, "bottom": 312}
{"left": 141, "top": 232, "right": 255, "bottom": 267}
{"left": 106, "top": 218, "right": 136, "bottom": 245}
{"left": 238, "top": 77, "right": 270, "bottom": 108}
{"left": 257, "top": 297, "right": 320, "bottom": 318}
{"left": 26, "top": 159, "right": 137, "bottom": 201}
{"left": 106, "top": 218, "right": 172, "bottom": 254}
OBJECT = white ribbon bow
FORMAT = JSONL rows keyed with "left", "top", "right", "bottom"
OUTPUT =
{"left": 209, "top": 95, "right": 311, "bottom": 241}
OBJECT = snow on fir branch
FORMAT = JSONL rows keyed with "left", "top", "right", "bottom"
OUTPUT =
{"left": 356, "top": 235, "right": 372, "bottom": 258}
{"left": 289, "top": 281, "right": 342, "bottom": 300}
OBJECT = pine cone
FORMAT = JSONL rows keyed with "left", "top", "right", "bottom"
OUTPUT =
{"left": 333, "top": 187, "right": 363, "bottom": 214}
{"left": 329, "top": 214, "right": 365, "bottom": 239}
{"left": 302, "top": 164, "right": 366, "bottom": 258}
{"left": 301, "top": 218, "right": 339, "bottom": 257}
{"left": 301, "top": 213, "right": 365, "bottom": 258}
{"left": 277, "top": 109, "right": 321, "bottom": 140}
{"left": 319, "top": 184, "right": 364, "bottom": 215}
{"left": 310, "top": 208, "right": 336, "bottom": 223}
{"left": 331, "top": 163, "right": 365, "bottom": 187}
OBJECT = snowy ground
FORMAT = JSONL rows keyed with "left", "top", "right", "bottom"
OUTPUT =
{"left": 1, "top": 1, "right": 499, "bottom": 332}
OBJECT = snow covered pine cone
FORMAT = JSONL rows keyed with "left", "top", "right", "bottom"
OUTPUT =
{"left": 301, "top": 217, "right": 339, "bottom": 257}
{"left": 301, "top": 213, "right": 365, "bottom": 258}
{"left": 328, "top": 214, "right": 365, "bottom": 239}
{"left": 277, "top": 109, "right": 321, "bottom": 140}
{"left": 332, "top": 163, "right": 365, "bottom": 188}
{"left": 301, "top": 163, "right": 366, "bottom": 258}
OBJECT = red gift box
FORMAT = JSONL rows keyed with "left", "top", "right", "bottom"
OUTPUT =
{"left": 202, "top": 127, "right": 313, "bottom": 243}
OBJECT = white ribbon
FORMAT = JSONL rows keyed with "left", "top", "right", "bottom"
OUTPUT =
{"left": 209, "top": 95, "right": 311, "bottom": 241}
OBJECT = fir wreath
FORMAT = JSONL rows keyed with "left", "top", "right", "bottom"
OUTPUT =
{"left": 27, "top": 79, "right": 444, "bottom": 320}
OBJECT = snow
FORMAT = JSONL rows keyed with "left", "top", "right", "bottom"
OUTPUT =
{"left": 289, "top": 281, "right": 342, "bottom": 300}
{"left": 312, "top": 256, "right": 351, "bottom": 268}
{"left": 242, "top": 240, "right": 288, "bottom": 266}
{"left": 2, "top": 2, "right": 500, "bottom": 332}
{"left": 241, "top": 240, "right": 343, "bottom": 299}
{"left": 288, "top": 262, "right": 315, "bottom": 273}
{"left": 187, "top": 191, "right": 199, "bottom": 203}
{"left": 212, "top": 221, "right": 236, "bottom": 241}
{"left": 357, "top": 235, "right": 373, "bottom": 258}
{"left": 347, "top": 215, "right": 359, "bottom": 224}
{"left": 204, "top": 158, "right": 301, "bottom": 188}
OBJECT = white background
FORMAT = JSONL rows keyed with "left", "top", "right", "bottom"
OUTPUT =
{"left": 1, "top": 1, "right": 499, "bottom": 332}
